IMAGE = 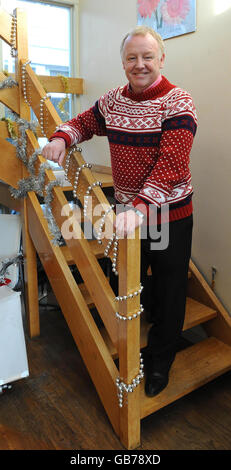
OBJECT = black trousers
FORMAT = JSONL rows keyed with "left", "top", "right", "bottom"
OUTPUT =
{"left": 141, "top": 215, "right": 193, "bottom": 372}
{"left": 109, "top": 208, "right": 193, "bottom": 372}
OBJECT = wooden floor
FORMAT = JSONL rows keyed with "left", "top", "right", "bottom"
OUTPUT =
{"left": 1, "top": 299, "right": 231, "bottom": 451}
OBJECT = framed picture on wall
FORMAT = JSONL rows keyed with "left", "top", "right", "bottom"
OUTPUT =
{"left": 137, "top": 0, "right": 196, "bottom": 40}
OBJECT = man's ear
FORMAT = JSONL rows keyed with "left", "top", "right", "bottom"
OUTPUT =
{"left": 159, "top": 53, "right": 165, "bottom": 69}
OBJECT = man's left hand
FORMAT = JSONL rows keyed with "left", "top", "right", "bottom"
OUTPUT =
{"left": 115, "top": 209, "right": 143, "bottom": 238}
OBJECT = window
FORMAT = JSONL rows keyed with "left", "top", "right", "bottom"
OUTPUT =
{"left": 1, "top": 0, "right": 74, "bottom": 120}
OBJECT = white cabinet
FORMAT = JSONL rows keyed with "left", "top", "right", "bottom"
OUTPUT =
{"left": 0, "top": 286, "right": 29, "bottom": 388}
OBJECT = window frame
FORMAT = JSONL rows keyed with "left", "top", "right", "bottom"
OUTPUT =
{"left": 0, "top": 0, "right": 80, "bottom": 116}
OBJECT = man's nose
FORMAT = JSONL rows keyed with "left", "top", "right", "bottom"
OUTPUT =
{"left": 135, "top": 57, "right": 145, "bottom": 68}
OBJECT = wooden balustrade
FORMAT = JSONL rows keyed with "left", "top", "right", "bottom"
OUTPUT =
{"left": 0, "top": 7, "right": 143, "bottom": 449}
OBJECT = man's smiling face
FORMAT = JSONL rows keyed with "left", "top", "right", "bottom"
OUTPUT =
{"left": 122, "top": 33, "right": 165, "bottom": 94}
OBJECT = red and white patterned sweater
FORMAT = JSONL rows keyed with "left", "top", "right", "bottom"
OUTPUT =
{"left": 50, "top": 76, "right": 197, "bottom": 222}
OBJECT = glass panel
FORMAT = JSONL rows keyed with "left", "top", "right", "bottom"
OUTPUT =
{"left": 2, "top": 0, "right": 72, "bottom": 121}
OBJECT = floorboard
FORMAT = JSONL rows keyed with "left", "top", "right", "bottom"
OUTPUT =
{"left": 1, "top": 300, "right": 231, "bottom": 450}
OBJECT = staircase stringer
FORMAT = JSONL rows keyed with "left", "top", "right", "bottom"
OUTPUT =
{"left": 188, "top": 260, "right": 231, "bottom": 346}
{"left": 26, "top": 191, "right": 120, "bottom": 436}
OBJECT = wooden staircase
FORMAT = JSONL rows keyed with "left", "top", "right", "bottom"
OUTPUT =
{"left": 1, "top": 6, "right": 231, "bottom": 450}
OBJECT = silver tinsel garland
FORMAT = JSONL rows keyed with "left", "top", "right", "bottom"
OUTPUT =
{"left": 6, "top": 111, "right": 63, "bottom": 244}
{"left": 10, "top": 160, "right": 50, "bottom": 199}
{"left": 0, "top": 77, "right": 18, "bottom": 90}
{"left": 44, "top": 180, "right": 64, "bottom": 246}
{"left": 9, "top": 110, "right": 47, "bottom": 197}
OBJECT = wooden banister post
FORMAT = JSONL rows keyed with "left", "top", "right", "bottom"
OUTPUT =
{"left": 15, "top": 8, "right": 40, "bottom": 337}
{"left": 117, "top": 228, "right": 142, "bottom": 449}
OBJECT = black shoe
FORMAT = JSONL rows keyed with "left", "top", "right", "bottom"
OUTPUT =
{"left": 145, "top": 370, "right": 169, "bottom": 397}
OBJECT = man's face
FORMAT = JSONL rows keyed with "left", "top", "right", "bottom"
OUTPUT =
{"left": 122, "top": 33, "right": 165, "bottom": 94}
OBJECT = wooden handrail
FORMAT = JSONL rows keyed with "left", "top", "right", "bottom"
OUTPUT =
{"left": 9, "top": 73, "right": 84, "bottom": 95}
{"left": 37, "top": 75, "right": 84, "bottom": 95}
{"left": 0, "top": 8, "right": 12, "bottom": 45}
{"left": 22, "top": 60, "right": 62, "bottom": 137}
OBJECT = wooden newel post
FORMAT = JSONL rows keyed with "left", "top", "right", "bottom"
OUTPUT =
{"left": 117, "top": 227, "right": 142, "bottom": 449}
{"left": 15, "top": 8, "right": 40, "bottom": 337}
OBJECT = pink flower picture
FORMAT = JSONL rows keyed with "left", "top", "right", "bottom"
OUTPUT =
{"left": 161, "top": 0, "right": 190, "bottom": 24}
{"left": 137, "top": 0, "right": 196, "bottom": 40}
{"left": 138, "top": 0, "right": 160, "bottom": 19}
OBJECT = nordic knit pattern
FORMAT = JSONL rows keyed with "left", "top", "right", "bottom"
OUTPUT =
{"left": 50, "top": 76, "right": 197, "bottom": 222}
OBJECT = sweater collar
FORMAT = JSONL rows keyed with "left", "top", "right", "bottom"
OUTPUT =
{"left": 122, "top": 75, "right": 176, "bottom": 102}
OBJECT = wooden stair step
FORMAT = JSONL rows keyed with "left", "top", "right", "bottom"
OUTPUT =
{"left": 141, "top": 297, "right": 217, "bottom": 343}
{"left": 183, "top": 297, "right": 217, "bottom": 329}
{"left": 78, "top": 283, "right": 95, "bottom": 309}
{"left": 140, "top": 336, "right": 231, "bottom": 419}
{"left": 61, "top": 239, "right": 105, "bottom": 264}
{"left": 100, "top": 297, "right": 217, "bottom": 359}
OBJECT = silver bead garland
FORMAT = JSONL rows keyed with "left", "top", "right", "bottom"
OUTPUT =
{"left": 115, "top": 305, "right": 144, "bottom": 321}
{"left": 104, "top": 233, "right": 119, "bottom": 275}
{"left": 21, "top": 60, "right": 31, "bottom": 105}
{"left": 10, "top": 15, "right": 17, "bottom": 58}
{"left": 116, "top": 353, "right": 144, "bottom": 407}
{"left": 115, "top": 283, "right": 144, "bottom": 302}
{"left": 40, "top": 95, "right": 50, "bottom": 136}
{"left": 64, "top": 146, "right": 80, "bottom": 182}
{"left": 73, "top": 163, "right": 92, "bottom": 199}
{"left": 83, "top": 181, "right": 102, "bottom": 217}
{"left": 96, "top": 204, "right": 115, "bottom": 245}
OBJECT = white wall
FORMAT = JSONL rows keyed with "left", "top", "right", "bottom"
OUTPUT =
{"left": 163, "top": 0, "right": 231, "bottom": 314}
{"left": 78, "top": 0, "right": 231, "bottom": 314}
{"left": 78, "top": 0, "right": 136, "bottom": 165}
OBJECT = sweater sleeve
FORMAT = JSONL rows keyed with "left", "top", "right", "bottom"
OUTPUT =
{"left": 132, "top": 90, "right": 197, "bottom": 211}
{"left": 49, "top": 100, "right": 107, "bottom": 147}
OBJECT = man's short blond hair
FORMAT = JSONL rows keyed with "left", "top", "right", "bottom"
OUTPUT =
{"left": 120, "top": 26, "right": 165, "bottom": 58}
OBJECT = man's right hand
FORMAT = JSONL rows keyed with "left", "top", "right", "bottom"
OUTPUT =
{"left": 42, "top": 138, "right": 66, "bottom": 166}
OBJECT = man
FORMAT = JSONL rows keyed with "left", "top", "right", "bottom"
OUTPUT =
{"left": 42, "top": 26, "right": 197, "bottom": 397}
